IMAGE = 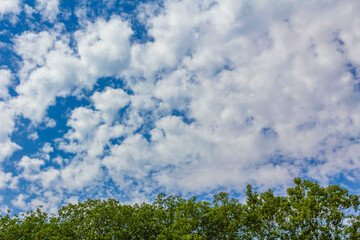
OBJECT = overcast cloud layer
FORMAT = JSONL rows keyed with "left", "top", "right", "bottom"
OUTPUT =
{"left": 1, "top": 0, "right": 360, "bottom": 213}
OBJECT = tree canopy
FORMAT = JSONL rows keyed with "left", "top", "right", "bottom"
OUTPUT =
{"left": 1, "top": 178, "right": 359, "bottom": 239}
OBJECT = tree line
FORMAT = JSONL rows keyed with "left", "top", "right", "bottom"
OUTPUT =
{"left": 1, "top": 178, "right": 359, "bottom": 239}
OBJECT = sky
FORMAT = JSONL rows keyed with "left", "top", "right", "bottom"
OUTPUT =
{"left": 0, "top": 0, "right": 360, "bottom": 213}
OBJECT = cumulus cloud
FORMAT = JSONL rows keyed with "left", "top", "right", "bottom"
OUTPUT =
{"left": 44, "top": 117, "right": 56, "bottom": 128}
{"left": 43, "top": 0, "right": 360, "bottom": 195}
{"left": 35, "top": 0, "right": 60, "bottom": 22}
{"left": 0, "top": 140, "right": 21, "bottom": 163}
{"left": 14, "top": 31, "right": 57, "bottom": 78}
{"left": 11, "top": 194, "right": 28, "bottom": 210}
{"left": 0, "top": 0, "right": 21, "bottom": 17}
{"left": 59, "top": 158, "right": 102, "bottom": 191}
{"left": 3, "top": 0, "right": 360, "bottom": 210}
{"left": 12, "top": 29, "right": 85, "bottom": 122}
{"left": 0, "top": 171, "right": 13, "bottom": 189}
{"left": 18, "top": 156, "right": 45, "bottom": 180}
{"left": 0, "top": 103, "right": 20, "bottom": 162}
{"left": 75, "top": 16, "right": 133, "bottom": 77}
{"left": 100, "top": 0, "right": 360, "bottom": 195}
{"left": 28, "top": 132, "right": 39, "bottom": 140}
{"left": 42, "top": 143, "right": 53, "bottom": 153}
{"left": 12, "top": 16, "right": 133, "bottom": 124}
{"left": 102, "top": 134, "right": 152, "bottom": 188}
{"left": 58, "top": 106, "right": 126, "bottom": 159}
{"left": 91, "top": 87, "right": 130, "bottom": 123}
{"left": 129, "top": 0, "right": 360, "bottom": 192}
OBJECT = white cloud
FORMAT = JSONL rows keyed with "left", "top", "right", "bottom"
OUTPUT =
{"left": 17, "top": 155, "right": 61, "bottom": 191}
{"left": 18, "top": 156, "right": 44, "bottom": 180}
{"left": 0, "top": 140, "right": 21, "bottom": 163}
{"left": 75, "top": 16, "right": 133, "bottom": 77}
{"left": 40, "top": 142, "right": 53, "bottom": 160}
{"left": 42, "top": 143, "right": 53, "bottom": 153}
{"left": 65, "top": 195, "right": 79, "bottom": 205}
{"left": 91, "top": 87, "right": 130, "bottom": 123}
{"left": 53, "top": 156, "right": 63, "bottom": 167}
{"left": 0, "top": 171, "right": 13, "bottom": 189}
{"left": 44, "top": 117, "right": 56, "bottom": 128}
{"left": 102, "top": 0, "right": 360, "bottom": 194}
{"left": 103, "top": 134, "right": 151, "bottom": 184}
{"left": 5, "top": 0, "right": 360, "bottom": 209}
{"left": 12, "top": 16, "right": 133, "bottom": 124}
{"left": 28, "top": 132, "right": 39, "bottom": 140}
{"left": 12, "top": 29, "right": 87, "bottom": 123}
{"left": 0, "top": 102, "right": 19, "bottom": 162}
{"left": 29, "top": 191, "right": 62, "bottom": 214}
{"left": 37, "top": 168, "right": 60, "bottom": 188}
{"left": 14, "top": 30, "right": 57, "bottom": 77}
{"left": 24, "top": 4, "right": 36, "bottom": 17}
{"left": 35, "top": 0, "right": 59, "bottom": 22}
{"left": 65, "top": 107, "right": 101, "bottom": 142}
{"left": 60, "top": 158, "right": 102, "bottom": 191}
{"left": 58, "top": 106, "right": 126, "bottom": 159}
{"left": 0, "top": 0, "right": 21, "bottom": 17}
{"left": 46, "top": 0, "right": 360, "bottom": 197}
{"left": 11, "top": 194, "right": 29, "bottom": 210}
{"left": 0, "top": 69, "right": 12, "bottom": 99}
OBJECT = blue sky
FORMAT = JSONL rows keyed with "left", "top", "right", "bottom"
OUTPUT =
{"left": 0, "top": 0, "right": 360, "bottom": 213}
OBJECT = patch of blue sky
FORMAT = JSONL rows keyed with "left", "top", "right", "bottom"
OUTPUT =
{"left": 347, "top": 62, "right": 358, "bottom": 80}
{"left": 108, "top": 136, "right": 126, "bottom": 146}
{"left": 1, "top": 190, "right": 25, "bottom": 214}
{"left": 59, "top": 185, "right": 118, "bottom": 206}
{"left": 267, "top": 151, "right": 293, "bottom": 165}
{"left": 57, "top": 0, "right": 80, "bottom": 31}
{"left": 349, "top": 135, "right": 360, "bottom": 144}
{"left": 0, "top": 38, "right": 20, "bottom": 77}
{"left": 8, "top": 117, "right": 38, "bottom": 170}
{"left": 112, "top": 105, "right": 131, "bottom": 126}
{"left": 184, "top": 185, "right": 237, "bottom": 204}
{"left": 345, "top": 62, "right": 360, "bottom": 100}
{"left": 333, "top": 30, "right": 345, "bottom": 54}
{"left": 92, "top": 76, "right": 134, "bottom": 95}
{"left": 260, "top": 126, "right": 278, "bottom": 138}
{"left": 0, "top": 43, "right": 19, "bottom": 73}
{"left": 133, "top": 110, "right": 156, "bottom": 142}
{"left": 352, "top": 83, "right": 360, "bottom": 93}
{"left": 171, "top": 109, "right": 195, "bottom": 125}
{"left": 330, "top": 172, "right": 360, "bottom": 194}
{"left": 6, "top": 95, "right": 91, "bottom": 167}
{"left": 74, "top": 0, "right": 139, "bottom": 21}
{"left": 134, "top": 126, "right": 152, "bottom": 142}
{"left": 47, "top": 95, "right": 91, "bottom": 131}
{"left": 304, "top": 156, "right": 326, "bottom": 167}
{"left": 98, "top": 174, "right": 128, "bottom": 199}
{"left": 7, "top": 110, "right": 73, "bottom": 177}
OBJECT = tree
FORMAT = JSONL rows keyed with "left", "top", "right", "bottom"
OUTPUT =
{"left": 0, "top": 178, "right": 359, "bottom": 239}
{"left": 281, "top": 178, "right": 359, "bottom": 239}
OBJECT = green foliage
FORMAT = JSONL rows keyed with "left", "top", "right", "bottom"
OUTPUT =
{"left": 0, "top": 178, "right": 359, "bottom": 239}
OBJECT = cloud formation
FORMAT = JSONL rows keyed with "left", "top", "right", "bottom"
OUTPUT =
{"left": 1, "top": 0, "right": 360, "bottom": 212}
